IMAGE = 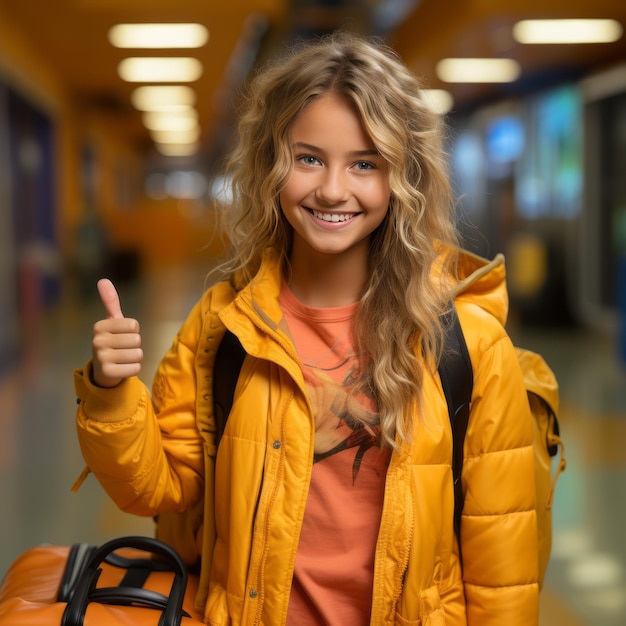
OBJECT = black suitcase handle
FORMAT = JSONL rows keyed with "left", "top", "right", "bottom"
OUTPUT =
{"left": 61, "top": 536, "right": 188, "bottom": 626}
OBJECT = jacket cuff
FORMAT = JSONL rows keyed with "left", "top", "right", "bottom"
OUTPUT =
{"left": 74, "top": 360, "right": 146, "bottom": 423}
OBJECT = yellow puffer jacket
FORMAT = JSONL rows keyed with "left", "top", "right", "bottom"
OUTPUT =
{"left": 74, "top": 248, "right": 538, "bottom": 625}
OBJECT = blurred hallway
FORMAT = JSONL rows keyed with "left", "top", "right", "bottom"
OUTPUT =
{"left": 0, "top": 259, "right": 625, "bottom": 625}
{"left": 2, "top": 1, "right": 626, "bottom": 623}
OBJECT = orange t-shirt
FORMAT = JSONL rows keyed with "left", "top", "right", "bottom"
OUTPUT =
{"left": 279, "top": 286, "right": 389, "bottom": 625}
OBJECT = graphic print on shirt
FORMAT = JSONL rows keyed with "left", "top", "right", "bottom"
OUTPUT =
{"left": 278, "top": 287, "right": 384, "bottom": 484}
{"left": 301, "top": 356, "right": 381, "bottom": 484}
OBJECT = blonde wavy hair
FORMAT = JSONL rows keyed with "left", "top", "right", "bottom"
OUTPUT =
{"left": 219, "top": 31, "right": 459, "bottom": 447}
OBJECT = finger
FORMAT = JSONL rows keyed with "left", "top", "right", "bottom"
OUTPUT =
{"left": 92, "top": 324, "right": 141, "bottom": 349}
{"left": 97, "top": 278, "right": 124, "bottom": 319}
{"left": 101, "top": 348, "right": 144, "bottom": 366}
{"left": 94, "top": 357, "right": 142, "bottom": 388}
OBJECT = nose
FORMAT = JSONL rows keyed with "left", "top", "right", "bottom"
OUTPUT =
{"left": 315, "top": 166, "right": 350, "bottom": 205}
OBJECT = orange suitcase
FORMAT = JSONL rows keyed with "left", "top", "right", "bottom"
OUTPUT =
{"left": 0, "top": 536, "right": 204, "bottom": 625}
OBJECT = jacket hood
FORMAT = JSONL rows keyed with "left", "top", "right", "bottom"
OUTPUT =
{"left": 451, "top": 248, "right": 509, "bottom": 327}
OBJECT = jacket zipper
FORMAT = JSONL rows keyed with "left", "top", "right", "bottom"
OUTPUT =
{"left": 374, "top": 451, "right": 414, "bottom": 623}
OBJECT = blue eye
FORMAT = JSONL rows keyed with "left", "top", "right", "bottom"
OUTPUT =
{"left": 298, "top": 155, "right": 321, "bottom": 166}
{"left": 354, "top": 161, "right": 375, "bottom": 170}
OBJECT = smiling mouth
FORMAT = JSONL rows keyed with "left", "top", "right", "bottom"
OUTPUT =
{"left": 311, "top": 209, "right": 357, "bottom": 223}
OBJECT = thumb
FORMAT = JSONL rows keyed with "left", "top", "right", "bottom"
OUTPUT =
{"left": 97, "top": 278, "right": 124, "bottom": 319}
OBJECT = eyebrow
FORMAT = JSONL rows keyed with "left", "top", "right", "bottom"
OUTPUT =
{"left": 291, "top": 142, "right": 380, "bottom": 158}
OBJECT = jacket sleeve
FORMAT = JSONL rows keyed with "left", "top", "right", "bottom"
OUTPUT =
{"left": 458, "top": 304, "right": 539, "bottom": 625}
{"left": 73, "top": 300, "right": 205, "bottom": 517}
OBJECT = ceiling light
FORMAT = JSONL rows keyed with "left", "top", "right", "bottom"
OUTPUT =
{"left": 142, "top": 110, "right": 199, "bottom": 132}
{"left": 513, "top": 19, "right": 623, "bottom": 44}
{"left": 144, "top": 117, "right": 199, "bottom": 133}
{"left": 155, "top": 143, "right": 201, "bottom": 157}
{"left": 421, "top": 89, "right": 454, "bottom": 115}
{"left": 436, "top": 58, "right": 521, "bottom": 83}
{"left": 151, "top": 127, "right": 201, "bottom": 144}
{"left": 131, "top": 86, "right": 196, "bottom": 111}
{"left": 118, "top": 58, "right": 203, "bottom": 82}
{"left": 109, "top": 23, "right": 209, "bottom": 49}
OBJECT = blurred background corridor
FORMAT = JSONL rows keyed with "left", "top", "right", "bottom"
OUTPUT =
{"left": 1, "top": 1, "right": 626, "bottom": 624}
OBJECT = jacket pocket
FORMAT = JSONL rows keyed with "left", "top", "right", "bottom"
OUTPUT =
{"left": 395, "top": 585, "right": 445, "bottom": 626}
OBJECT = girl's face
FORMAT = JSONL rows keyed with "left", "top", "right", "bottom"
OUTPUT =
{"left": 280, "top": 92, "right": 391, "bottom": 265}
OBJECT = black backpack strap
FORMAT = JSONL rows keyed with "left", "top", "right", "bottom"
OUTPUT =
{"left": 438, "top": 305, "right": 473, "bottom": 540}
{"left": 213, "top": 329, "right": 246, "bottom": 445}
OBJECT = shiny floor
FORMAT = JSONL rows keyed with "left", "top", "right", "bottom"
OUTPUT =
{"left": 1, "top": 261, "right": 625, "bottom": 625}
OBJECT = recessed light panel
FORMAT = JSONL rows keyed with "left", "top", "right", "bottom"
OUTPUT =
{"left": 151, "top": 127, "right": 202, "bottom": 144}
{"left": 143, "top": 110, "right": 199, "bottom": 132}
{"left": 130, "top": 86, "right": 197, "bottom": 111}
{"left": 155, "top": 143, "right": 201, "bottom": 157}
{"left": 436, "top": 58, "right": 521, "bottom": 83}
{"left": 421, "top": 89, "right": 454, "bottom": 115}
{"left": 118, "top": 58, "right": 203, "bottom": 82}
{"left": 109, "top": 23, "right": 209, "bottom": 49}
{"left": 513, "top": 19, "right": 623, "bottom": 44}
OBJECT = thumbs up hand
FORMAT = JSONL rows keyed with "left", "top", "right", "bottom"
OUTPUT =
{"left": 91, "top": 278, "right": 143, "bottom": 388}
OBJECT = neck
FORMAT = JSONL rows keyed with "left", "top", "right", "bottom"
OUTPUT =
{"left": 287, "top": 247, "right": 368, "bottom": 308}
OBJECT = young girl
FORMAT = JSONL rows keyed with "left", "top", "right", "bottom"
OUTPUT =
{"left": 74, "top": 32, "right": 539, "bottom": 625}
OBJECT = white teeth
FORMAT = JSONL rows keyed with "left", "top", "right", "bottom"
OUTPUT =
{"left": 312, "top": 210, "right": 353, "bottom": 222}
